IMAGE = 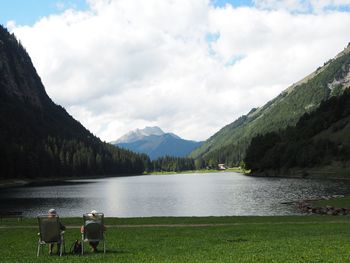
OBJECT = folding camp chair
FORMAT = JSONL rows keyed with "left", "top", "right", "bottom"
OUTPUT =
{"left": 81, "top": 213, "right": 106, "bottom": 254}
{"left": 37, "top": 216, "right": 65, "bottom": 257}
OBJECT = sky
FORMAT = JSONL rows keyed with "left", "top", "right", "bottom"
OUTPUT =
{"left": 1, "top": 0, "right": 350, "bottom": 142}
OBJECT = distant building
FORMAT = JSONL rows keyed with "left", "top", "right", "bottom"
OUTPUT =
{"left": 218, "top": 163, "right": 226, "bottom": 170}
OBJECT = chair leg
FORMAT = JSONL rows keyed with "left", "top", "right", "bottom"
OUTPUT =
{"left": 81, "top": 240, "right": 84, "bottom": 255}
{"left": 37, "top": 242, "right": 40, "bottom": 257}
{"left": 104, "top": 240, "right": 106, "bottom": 254}
{"left": 60, "top": 236, "right": 64, "bottom": 256}
{"left": 59, "top": 242, "right": 62, "bottom": 256}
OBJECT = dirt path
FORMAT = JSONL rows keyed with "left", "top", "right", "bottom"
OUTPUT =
{"left": 1, "top": 220, "right": 350, "bottom": 229}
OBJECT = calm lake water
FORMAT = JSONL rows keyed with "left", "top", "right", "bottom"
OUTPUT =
{"left": 1, "top": 172, "right": 350, "bottom": 217}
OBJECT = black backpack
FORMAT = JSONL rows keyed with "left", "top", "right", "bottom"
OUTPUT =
{"left": 71, "top": 240, "right": 82, "bottom": 255}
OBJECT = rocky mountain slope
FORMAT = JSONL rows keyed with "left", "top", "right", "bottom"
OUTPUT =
{"left": 190, "top": 43, "right": 350, "bottom": 167}
{"left": 0, "top": 25, "right": 148, "bottom": 179}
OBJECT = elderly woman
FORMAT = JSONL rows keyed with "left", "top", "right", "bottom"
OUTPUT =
{"left": 80, "top": 210, "right": 106, "bottom": 252}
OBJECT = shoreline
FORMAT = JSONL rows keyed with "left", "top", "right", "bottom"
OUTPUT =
{"left": 0, "top": 168, "right": 248, "bottom": 189}
{"left": 147, "top": 167, "right": 248, "bottom": 175}
{"left": 297, "top": 195, "right": 350, "bottom": 215}
{"left": 249, "top": 162, "right": 350, "bottom": 180}
{"left": 249, "top": 173, "right": 350, "bottom": 181}
{"left": 249, "top": 171, "right": 350, "bottom": 181}
{"left": 0, "top": 173, "right": 143, "bottom": 189}
{"left": 2, "top": 166, "right": 349, "bottom": 189}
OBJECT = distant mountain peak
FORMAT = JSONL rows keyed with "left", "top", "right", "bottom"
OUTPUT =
{"left": 111, "top": 126, "right": 203, "bottom": 159}
{"left": 139, "top": 126, "right": 164, "bottom": 136}
{"left": 113, "top": 126, "right": 165, "bottom": 144}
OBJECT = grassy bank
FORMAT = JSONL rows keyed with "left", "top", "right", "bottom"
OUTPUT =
{"left": 149, "top": 167, "right": 248, "bottom": 175}
{"left": 1, "top": 216, "right": 350, "bottom": 262}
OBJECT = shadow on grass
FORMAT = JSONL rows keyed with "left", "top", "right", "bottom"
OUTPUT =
{"left": 225, "top": 238, "right": 249, "bottom": 243}
{"left": 78, "top": 249, "right": 132, "bottom": 256}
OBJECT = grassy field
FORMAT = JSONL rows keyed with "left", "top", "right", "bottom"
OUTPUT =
{"left": 1, "top": 216, "right": 350, "bottom": 262}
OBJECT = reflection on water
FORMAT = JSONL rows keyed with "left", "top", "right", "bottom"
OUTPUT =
{"left": 1, "top": 172, "right": 350, "bottom": 217}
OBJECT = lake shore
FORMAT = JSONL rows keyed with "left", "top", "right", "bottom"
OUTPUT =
{"left": 0, "top": 168, "right": 248, "bottom": 189}
{"left": 148, "top": 167, "right": 248, "bottom": 175}
{"left": 5, "top": 164, "right": 350, "bottom": 190}
{"left": 250, "top": 164, "right": 350, "bottom": 180}
{"left": 0, "top": 173, "right": 142, "bottom": 189}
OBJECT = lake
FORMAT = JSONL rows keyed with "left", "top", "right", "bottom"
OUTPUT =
{"left": 1, "top": 172, "right": 350, "bottom": 217}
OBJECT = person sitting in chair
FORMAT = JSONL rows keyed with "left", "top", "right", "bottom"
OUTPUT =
{"left": 80, "top": 210, "right": 106, "bottom": 252}
{"left": 47, "top": 208, "right": 65, "bottom": 255}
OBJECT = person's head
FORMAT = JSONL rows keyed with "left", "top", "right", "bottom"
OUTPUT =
{"left": 48, "top": 208, "right": 57, "bottom": 218}
{"left": 89, "top": 210, "right": 97, "bottom": 217}
{"left": 87, "top": 210, "right": 99, "bottom": 219}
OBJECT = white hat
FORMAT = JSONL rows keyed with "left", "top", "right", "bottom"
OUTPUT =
{"left": 88, "top": 210, "right": 98, "bottom": 216}
{"left": 48, "top": 208, "right": 57, "bottom": 215}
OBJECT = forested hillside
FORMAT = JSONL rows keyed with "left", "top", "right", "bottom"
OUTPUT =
{"left": 245, "top": 89, "right": 350, "bottom": 177}
{"left": 0, "top": 25, "right": 149, "bottom": 179}
{"left": 191, "top": 44, "right": 350, "bottom": 168}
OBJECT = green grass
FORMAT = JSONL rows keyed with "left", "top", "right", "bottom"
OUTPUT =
{"left": 1, "top": 216, "right": 350, "bottom": 262}
{"left": 312, "top": 197, "right": 350, "bottom": 208}
{"left": 148, "top": 167, "right": 248, "bottom": 175}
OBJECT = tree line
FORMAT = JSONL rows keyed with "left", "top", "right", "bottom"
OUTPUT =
{"left": 150, "top": 156, "right": 195, "bottom": 172}
{"left": 0, "top": 94, "right": 150, "bottom": 179}
{"left": 244, "top": 89, "right": 350, "bottom": 172}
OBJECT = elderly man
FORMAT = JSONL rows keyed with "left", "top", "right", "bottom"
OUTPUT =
{"left": 47, "top": 208, "right": 65, "bottom": 255}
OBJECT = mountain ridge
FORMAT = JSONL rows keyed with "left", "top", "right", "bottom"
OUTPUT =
{"left": 0, "top": 25, "right": 148, "bottom": 179}
{"left": 112, "top": 127, "right": 203, "bottom": 160}
{"left": 190, "top": 43, "right": 350, "bottom": 167}
{"left": 112, "top": 126, "right": 166, "bottom": 144}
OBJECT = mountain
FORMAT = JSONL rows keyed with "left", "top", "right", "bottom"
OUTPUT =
{"left": 190, "top": 43, "right": 350, "bottom": 167}
{"left": 0, "top": 25, "right": 149, "bottom": 179}
{"left": 245, "top": 89, "right": 350, "bottom": 178}
{"left": 112, "top": 127, "right": 203, "bottom": 160}
{"left": 111, "top": 126, "right": 166, "bottom": 144}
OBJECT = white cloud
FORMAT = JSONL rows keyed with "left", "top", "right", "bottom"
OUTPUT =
{"left": 10, "top": 0, "right": 350, "bottom": 142}
{"left": 6, "top": 20, "right": 17, "bottom": 30}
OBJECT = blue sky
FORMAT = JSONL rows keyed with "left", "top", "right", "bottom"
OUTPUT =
{"left": 212, "top": 0, "right": 252, "bottom": 7}
{"left": 2, "top": 0, "right": 350, "bottom": 27}
{"left": 0, "top": 0, "right": 88, "bottom": 26}
{"left": 1, "top": 0, "right": 254, "bottom": 26}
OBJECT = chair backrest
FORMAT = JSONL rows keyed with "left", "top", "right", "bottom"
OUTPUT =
{"left": 83, "top": 213, "right": 104, "bottom": 241}
{"left": 37, "top": 216, "right": 61, "bottom": 243}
